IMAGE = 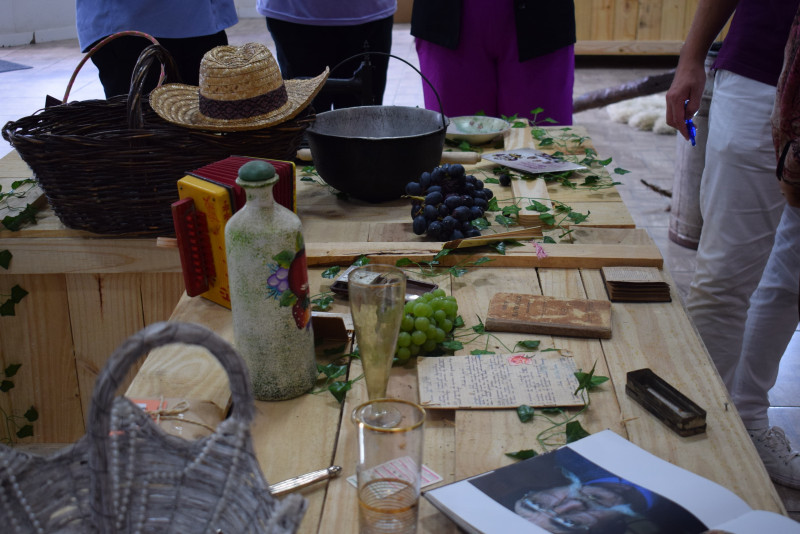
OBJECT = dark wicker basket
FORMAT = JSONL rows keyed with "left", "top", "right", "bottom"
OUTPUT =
{"left": 2, "top": 43, "right": 314, "bottom": 237}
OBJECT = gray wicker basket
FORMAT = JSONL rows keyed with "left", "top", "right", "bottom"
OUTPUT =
{"left": 0, "top": 322, "right": 308, "bottom": 533}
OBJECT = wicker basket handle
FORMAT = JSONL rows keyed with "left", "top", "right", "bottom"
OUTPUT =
{"left": 62, "top": 30, "right": 162, "bottom": 104}
{"left": 127, "top": 44, "right": 181, "bottom": 129}
{"left": 87, "top": 322, "right": 255, "bottom": 442}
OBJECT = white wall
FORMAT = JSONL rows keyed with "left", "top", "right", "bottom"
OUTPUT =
{"left": 0, "top": 0, "right": 259, "bottom": 47}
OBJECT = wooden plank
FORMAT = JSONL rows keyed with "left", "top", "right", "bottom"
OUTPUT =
{"left": 591, "top": 0, "right": 615, "bottom": 40}
{"left": 613, "top": 0, "right": 639, "bottom": 41}
{"left": 576, "top": 40, "right": 684, "bottom": 55}
{"left": 574, "top": 0, "right": 594, "bottom": 41}
{"left": 305, "top": 241, "right": 664, "bottom": 269}
{"left": 660, "top": 0, "right": 686, "bottom": 40}
{"left": 580, "top": 268, "right": 786, "bottom": 514}
{"left": 140, "top": 273, "right": 186, "bottom": 325}
{"left": 0, "top": 274, "right": 84, "bottom": 443}
{"left": 0, "top": 237, "right": 182, "bottom": 274}
{"left": 637, "top": 0, "right": 663, "bottom": 40}
{"left": 66, "top": 273, "right": 147, "bottom": 425}
{"left": 512, "top": 178, "right": 552, "bottom": 226}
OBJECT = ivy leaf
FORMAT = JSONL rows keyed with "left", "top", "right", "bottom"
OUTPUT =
{"left": 501, "top": 205, "right": 521, "bottom": 217}
{"left": 567, "top": 211, "right": 590, "bottom": 224}
{"left": 395, "top": 258, "right": 414, "bottom": 267}
{"left": 279, "top": 290, "right": 298, "bottom": 307}
{"left": 470, "top": 349, "right": 495, "bottom": 355}
{"left": 0, "top": 250, "right": 11, "bottom": 270}
{"left": 0, "top": 380, "right": 14, "bottom": 392}
{"left": 9, "top": 285, "right": 27, "bottom": 304}
{"left": 613, "top": 167, "right": 631, "bottom": 175}
{"left": 23, "top": 406, "right": 38, "bottom": 422}
{"left": 541, "top": 407, "right": 564, "bottom": 414}
{"left": 448, "top": 266, "right": 468, "bottom": 278}
{"left": 352, "top": 255, "right": 370, "bottom": 267}
{"left": 484, "top": 177, "right": 500, "bottom": 184}
{"left": 491, "top": 241, "right": 507, "bottom": 255}
{"left": 517, "top": 405, "right": 536, "bottom": 422}
{"left": 494, "top": 214, "right": 515, "bottom": 227}
{"left": 565, "top": 421, "right": 590, "bottom": 443}
{"left": 453, "top": 315, "right": 465, "bottom": 328}
{"left": 321, "top": 266, "right": 341, "bottom": 279}
{"left": 15, "top": 425, "right": 33, "bottom": 439}
{"left": 4, "top": 364, "right": 21, "bottom": 378}
{"left": 328, "top": 380, "right": 352, "bottom": 403}
{"left": 317, "top": 362, "right": 348, "bottom": 379}
{"left": 471, "top": 217, "right": 489, "bottom": 230}
{"left": 433, "top": 249, "right": 452, "bottom": 260}
{"left": 526, "top": 200, "right": 550, "bottom": 212}
{"left": 470, "top": 257, "right": 493, "bottom": 266}
{"left": 597, "top": 157, "right": 613, "bottom": 166}
{"left": 574, "top": 361, "right": 609, "bottom": 395}
{"left": 272, "top": 250, "right": 294, "bottom": 269}
{"left": 543, "top": 236, "right": 556, "bottom": 244}
{"left": 539, "top": 213, "right": 556, "bottom": 226}
{"left": 506, "top": 449, "right": 538, "bottom": 460}
{"left": 486, "top": 197, "right": 500, "bottom": 212}
{"left": 530, "top": 107, "right": 544, "bottom": 115}
{"left": 440, "top": 340, "right": 463, "bottom": 351}
{"left": 311, "top": 294, "right": 334, "bottom": 311}
{"left": 472, "top": 319, "right": 485, "bottom": 334}
{"left": 515, "top": 340, "right": 540, "bottom": 350}
{"left": 0, "top": 300, "right": 16, "bottom": 317}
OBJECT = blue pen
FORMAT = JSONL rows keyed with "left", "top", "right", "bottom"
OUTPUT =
{"left": 684, "top": 100, "right": 696, "bottom": 146}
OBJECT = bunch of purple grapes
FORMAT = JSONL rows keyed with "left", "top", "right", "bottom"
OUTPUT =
{"left": 406, "top": 163, "right": 494, "bottom": 241}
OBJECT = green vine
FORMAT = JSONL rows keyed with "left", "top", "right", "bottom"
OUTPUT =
{"left": 0, "top": 178, "right": 38, "bottom": 231}
{"left": 507, "top": 361, "right": 609, "bottom": 459}
{"left": 0, "top": 364, "right": 38, "bottom": 444}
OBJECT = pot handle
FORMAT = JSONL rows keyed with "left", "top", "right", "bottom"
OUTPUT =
{"left": 329, "top": 51, "right": 447, "bottom": 130}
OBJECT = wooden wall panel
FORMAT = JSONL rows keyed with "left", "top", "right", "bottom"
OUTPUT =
{"left": 0, "top": 274, "right": 83, "bottom": 443}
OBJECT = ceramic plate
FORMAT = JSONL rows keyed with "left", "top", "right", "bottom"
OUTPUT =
{"left": 445, "top": 115, "right": 511, "bottom": 145}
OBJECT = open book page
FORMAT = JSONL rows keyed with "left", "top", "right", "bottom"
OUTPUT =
{"left": 708, "top": 510, "right": 800, "bottom": 533}
{"left": 424, "top": 430, "right": 795, "bottom": 534}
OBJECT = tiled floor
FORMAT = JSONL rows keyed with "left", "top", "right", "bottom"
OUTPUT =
{"left": 2, "top": 17, "right": 799, "bottom": 517}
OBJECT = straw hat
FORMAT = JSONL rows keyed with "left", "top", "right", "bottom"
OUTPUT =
{"left": 150, "top": 43, "right": 329, "bottom": 131}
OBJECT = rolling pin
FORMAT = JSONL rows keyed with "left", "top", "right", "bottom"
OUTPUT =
{"left": 295, "top": 148, "right": 481, "bottom": 165}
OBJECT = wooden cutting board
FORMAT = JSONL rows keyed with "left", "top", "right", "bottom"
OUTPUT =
{"left": 484, "top": 292, "right": 612, "bottom": 339}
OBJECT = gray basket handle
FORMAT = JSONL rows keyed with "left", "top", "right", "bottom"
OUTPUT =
{"left": 87, "top": 321, "right": 254, "bottom": 441}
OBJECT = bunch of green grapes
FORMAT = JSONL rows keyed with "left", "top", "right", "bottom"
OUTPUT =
{"left": 395, "top": 289, "right": 459, "bottom": 362}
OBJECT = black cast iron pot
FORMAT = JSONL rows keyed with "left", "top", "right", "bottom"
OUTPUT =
{"left": 305, "top": 105, "right": 449, "bottom": 203}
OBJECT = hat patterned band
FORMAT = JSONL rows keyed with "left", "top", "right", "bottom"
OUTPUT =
{"left": 199, "top": 83, "right": 288, "bottom": 120}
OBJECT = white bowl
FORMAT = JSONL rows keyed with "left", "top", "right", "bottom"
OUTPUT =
{"left": 445, "top": 115, "right": 511, "bottom": 145}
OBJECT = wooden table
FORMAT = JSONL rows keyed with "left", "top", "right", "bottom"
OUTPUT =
{"left": 124, "top": 126, "right": 786, "bottom": 533}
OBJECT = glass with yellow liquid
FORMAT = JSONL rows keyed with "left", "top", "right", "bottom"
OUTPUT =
{"left": 348, "top": 265, "right": 407, "bottom": 405}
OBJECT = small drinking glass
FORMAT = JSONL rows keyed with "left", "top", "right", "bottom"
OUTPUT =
{"left": 353, "top": 399, "right": 426, "bottom": 534}
{"left": 348, "top": 265, "right": 407, "bottom": 411}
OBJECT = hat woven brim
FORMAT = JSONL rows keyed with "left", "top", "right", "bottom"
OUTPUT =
{"left": 149, "top": 68, "right": 329, "bottom": 132}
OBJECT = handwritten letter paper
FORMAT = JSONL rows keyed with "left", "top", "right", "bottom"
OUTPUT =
{"left": 417, "top": 353, "right": 584, "bottom": 409}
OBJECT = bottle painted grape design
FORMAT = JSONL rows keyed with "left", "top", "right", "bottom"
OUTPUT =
{"left": 225, "top": 160, "right": 317, "bottom": 400}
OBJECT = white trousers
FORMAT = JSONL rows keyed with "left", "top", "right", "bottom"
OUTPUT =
{"left": 686, "top": 70, "right": 785, "bottom": 389}
{"left": 733, "top": 204, "right": 800, "bottom": 428}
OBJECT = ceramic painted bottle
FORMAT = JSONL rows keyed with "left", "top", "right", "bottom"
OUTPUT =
{"left": 225, "top": 160, "right": 317, "bottom": 400}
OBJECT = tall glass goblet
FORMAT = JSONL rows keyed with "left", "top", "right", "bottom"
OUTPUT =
{"left": 348, "top": 265, "right": 407, "bottom": 410}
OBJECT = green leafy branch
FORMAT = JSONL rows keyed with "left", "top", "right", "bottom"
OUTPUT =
{"left": 0, "top": 178, "right": 38, "bottom": 231}
{"left": 395, "top": 249, "right": 493, "bottom": 279}
{"left": 506, "top": 361, "right": 609, "bottom": 459}
{"left": 0, "top": 364, "right": 38, "bottom": 444}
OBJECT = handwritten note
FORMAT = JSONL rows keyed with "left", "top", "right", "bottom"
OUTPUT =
{"left": 417, "top": 353, "right": 584, "bottom": 409}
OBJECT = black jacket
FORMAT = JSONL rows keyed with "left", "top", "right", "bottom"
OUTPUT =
{"left": 410, "top": 0, "right": 576, "bottom": 61}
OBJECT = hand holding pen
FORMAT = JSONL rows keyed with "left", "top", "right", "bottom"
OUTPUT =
{"left": 684, "top": 99, "right": 697, "bottom": 146}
